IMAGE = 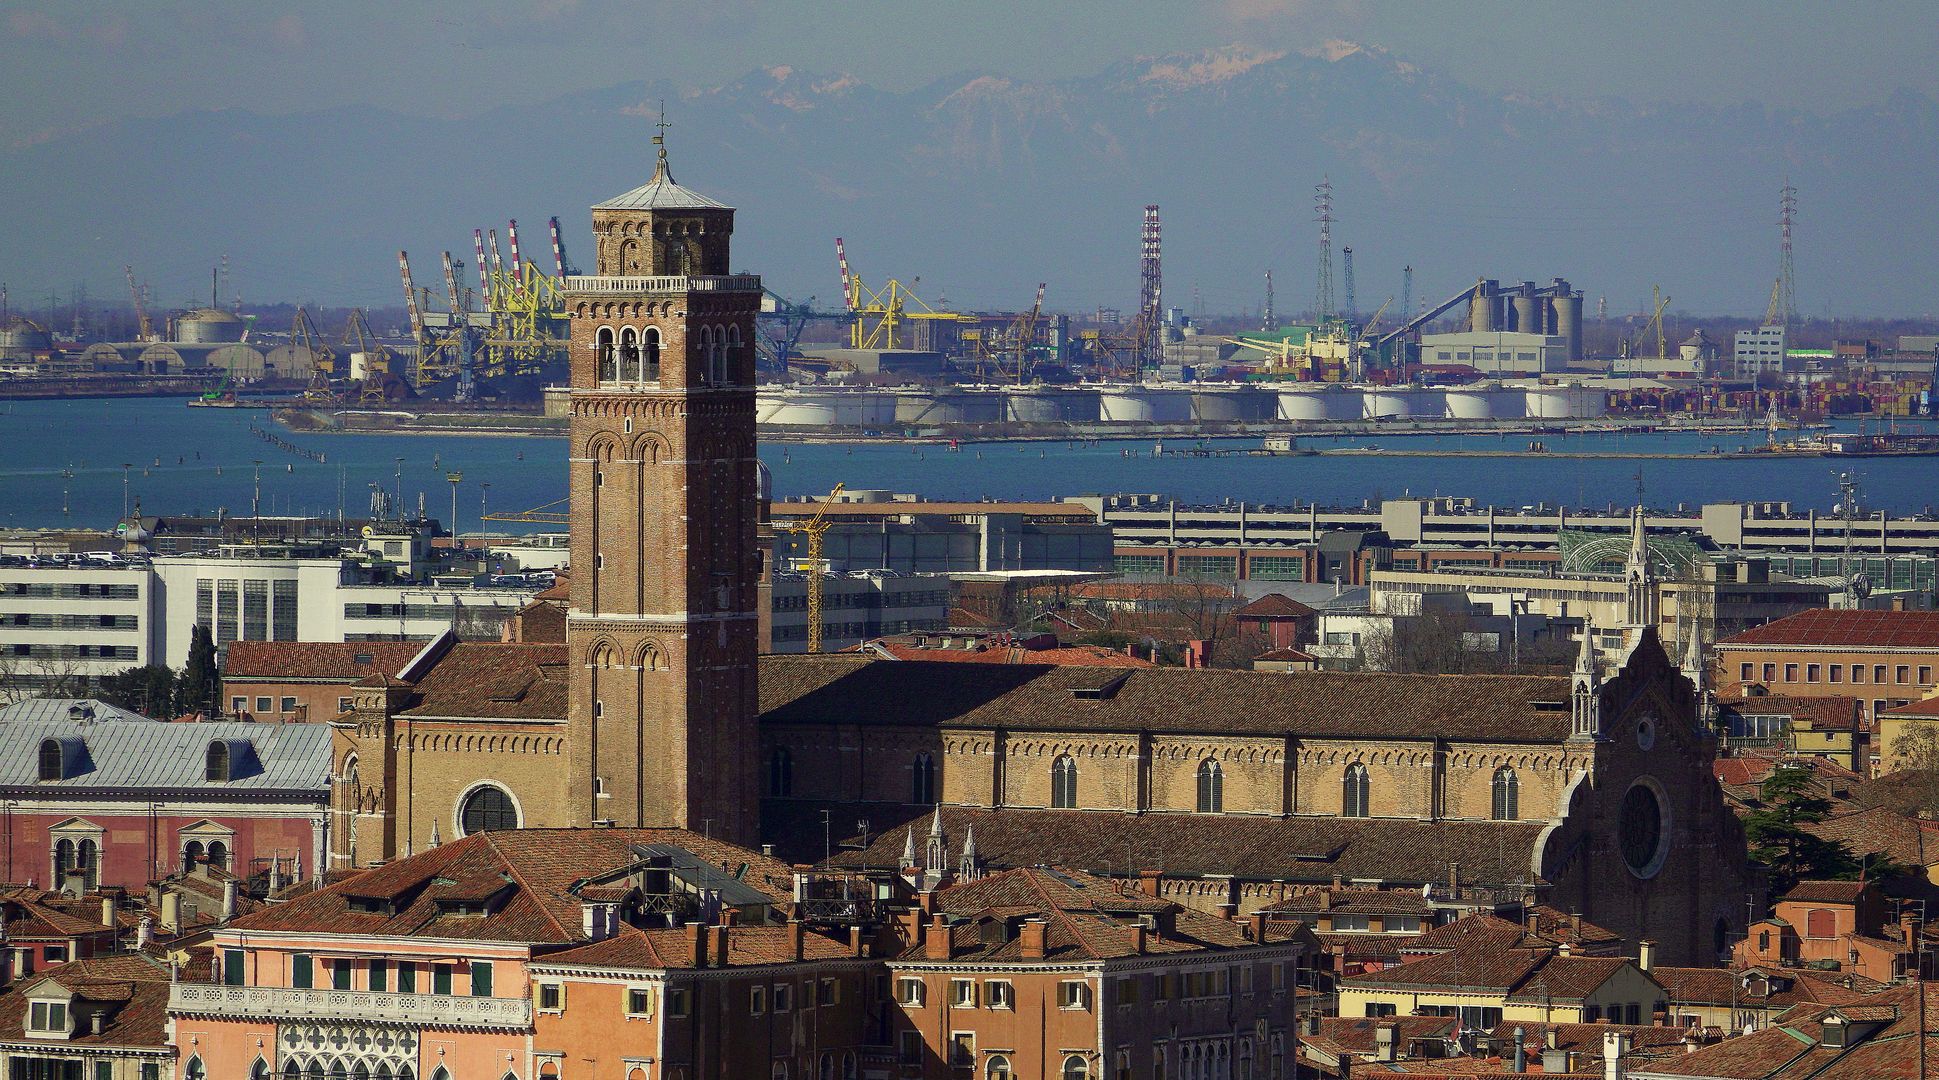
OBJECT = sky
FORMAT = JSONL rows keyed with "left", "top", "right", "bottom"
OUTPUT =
{"left": 6, "top": 0, "right": 1935, "bottom": 147}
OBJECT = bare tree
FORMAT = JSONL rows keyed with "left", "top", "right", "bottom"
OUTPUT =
{"left": 1888, "top": 720, "right": 1939, "bottom": 812}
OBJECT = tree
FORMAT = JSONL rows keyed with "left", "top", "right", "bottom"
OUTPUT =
{"left": 179, "top": 625, "right": 220, "bottom": 717}
{"left": 97, "top": 664, "right": 181, "bottom": 718}
{"left": 1887, "top": 720, "right": 1939, "bottom": 815}
{"left": 1742, "top": 763, "right": 1859, "bottom": 895}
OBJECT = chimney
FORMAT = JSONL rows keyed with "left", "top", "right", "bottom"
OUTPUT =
{"left": 1512, "top": 1027, "right": 1526, "bottom": 1074}
{"left": 849, "top": 924, "right": 868, "bottom": 958}
{"left": 1545, "top": 1028, "right": 1560, "bottom": 1051}
{"left": 918, "top": 889, "right": 939, "bottom": 914}
{"left": 1542, "top": 1050, "right": 1572, "bottom": 1075}
{"left": 1020, "top": 918, "right": 1048, "bottom": 960}
{"left": 1131, "top": 923, "right": 1148, "bottom": 955}
{"left": 710, "top": 924, "right": 729, "bottom": 968}
{"left": 1558, "top": 941, "right": 1573, "bottom": 958}
{"left": 687, "top": 920, "right": 709, "bottom": 969}
{"left": 90, "top": 1013, "right": 105, "bottom": 1036}
{"left": 1374, "top": 1022, "right": 1398, "bottom": 1062}
{"left": 222, "top": 879, "right": 239, "bottom": 922}
{"left": 1603, "top": 1031, "right": 1631, "bottom": 1080}
{"left": 1525, "top": 907, "right": 1539, "bottom": 933}
{"left": 1638, "top": 939, "right": 1656, "bottom": 974}
{"left": 136, "top": 916, "right": 153, "bottom": 948}
{"left": 1138, "top": 869, "right": 1162, "bottom": 898}
{"left": 160, "top": 891, "right": 180, "bottom": 934}
{"left": 101, "top": 895, "right": 119, "bottom": 928}
{"left": 1570, "top": 911, "right": 1583, "bottom": 937}
{"left": 1249, "top": 911, "right": 1270, "bottom": 942}
{"left": 788, "top": 919, "right": 806, "bottom": 961}
{"left": 581, "top": 903, "right": 602, "bottom": 941}
{"left": 925, "top": 914, "right": 952, "bottom": 961}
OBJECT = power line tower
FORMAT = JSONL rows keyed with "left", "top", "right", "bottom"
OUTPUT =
{"left": 1138, "top": 204, "right": 1162, "bottom": 368}
{"left": 1401, "top": 265, "right": 1413, "bottom": 324}
{"left": 1778, "top": 179, "right": 1798, "bottom": 330}
{"left": 1313, "top": 176, "right": 1334, "bottom": 321}
{"left": 1261, "top": 269, "right": 1275, "bottom": 332}
{"left": 1341, "top": 246, "right": 1356, "bottom": 323}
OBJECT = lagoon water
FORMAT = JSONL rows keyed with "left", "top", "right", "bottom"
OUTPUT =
{"left": 1, "top": 397, "right": 1935, "bottom": 532}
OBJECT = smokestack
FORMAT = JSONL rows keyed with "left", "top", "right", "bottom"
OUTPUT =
{"left": 1603, "top": 1031, "right": 1631, "bottom": 1080}
{"left": 137, "top": 916, "right": 153, "bottom": 948}
{"left": 1512, "top": 1028, "right": 1526, "bottom": 1073}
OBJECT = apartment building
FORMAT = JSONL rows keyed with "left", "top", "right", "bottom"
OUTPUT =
{"left": 0, "top": 566, "right": 154, "bottom": 701}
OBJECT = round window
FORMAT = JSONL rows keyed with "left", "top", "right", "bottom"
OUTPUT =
{"left": 1618, "top": 781, "right": 1669, "bottom": 878}
{"left": 1635, "top": 716, "right": 1657, "bottom": 751}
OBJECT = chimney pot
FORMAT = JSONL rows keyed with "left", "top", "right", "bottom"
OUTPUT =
{"left": 710, "top": 924, "right": 729, "bottom": 967}
{"left": 136, "top": 916, "right": 153, "bottom": 948}
{"left": 1019, "top": 918, "right": 1048, "bottom": 960}
{"left": 1638, "top": 939, "right": 1656, "bottom": 974}
{"left": 1131, "top": 924, "right": 1148, "bottom": 955}
{"left": 160, "top": 891, "right": 181, "bottom": 935}
{"left": 926, "top": 914, "right": 953, "bottom": 961}
{"left": 687, "top": 920, "right": 708, "bottom": 969}
{"left": 101, "top": 895, "right": 119, "bottom": 928}
{"left": 788, "top": 919, "right": 806, "bottom": 960}
{"left": 1248, "top": 911, "right": 1269, "bottom": 942}
{"left": 221, "top": 879, "right": 239, "bottom": 922}
{"left": 1138, "top": 869, "right": 1162, "bottom": 897}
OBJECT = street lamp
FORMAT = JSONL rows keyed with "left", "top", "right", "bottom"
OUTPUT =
{"left": 480, "top": 482, "right": 492, "bottom": 529}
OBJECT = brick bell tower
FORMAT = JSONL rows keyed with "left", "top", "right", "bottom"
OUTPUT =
{"left": 560, "top": 135, "right": 762, "bottom": 844}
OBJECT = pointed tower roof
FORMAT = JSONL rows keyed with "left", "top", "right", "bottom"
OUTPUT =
{"left": 594, "top": 141, "right": 731, "bottom": 212}
{"left": 1575, "top": 620, "right": 1598, "bottom": 677}
{"left": 928, "top": 803, "right": 945, "bottom": 839}
{"left": 1627, "top": 505, "right": 1650, "bottom": 572}
{"left": 899, "top": 827, "right": 915, "bottom": 867}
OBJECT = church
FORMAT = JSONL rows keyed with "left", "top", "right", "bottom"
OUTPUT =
{"left": 329, "top": 146, "right": 1757, "bottom": 966}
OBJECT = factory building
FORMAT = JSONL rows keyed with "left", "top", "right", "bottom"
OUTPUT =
{"left": 768, "top": 492, "right": 1115, "bottom": 575}
{"left": 1462, "top": 278, "right": 1585, "bottom": 361}
{"left": 1418, "top": 331, "right": 1570, "bottom": 374}
{"left": 1733, "top": 326, "right": 1792, "bottom": 379}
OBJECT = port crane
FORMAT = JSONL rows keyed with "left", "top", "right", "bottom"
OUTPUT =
{"left": 1619, "top": 287, "right": 1672, "bottom": 360}
{"left": 756, "top": 289, "right": 846, "bottom": 374}
{"left": 123, "top": 266, "right": 152, "bottom": 342}
{"left": 770, "top": 483, "right": 846, "bottom": 654}
{"left": 834, "top": 238, "right": 969, "bottom": 351}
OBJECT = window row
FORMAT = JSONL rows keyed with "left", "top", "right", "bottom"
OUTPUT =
{"left": 594, "top": 325, "right": 744, "bottom": 387}
{"left": 896, "top": 977, "right": 1089, "bottom": 1010}
{"left": 1742, "top": 660, "right": 1933, "bottom": 686}
{"left": 226, "top": 952, "right": 500, "bottom": 997}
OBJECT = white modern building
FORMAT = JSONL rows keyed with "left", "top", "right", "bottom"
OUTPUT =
{"left": 1734, "top": 326, "right": 1791, "bottom": 379}
{"left": 766, "top": 572, "right": 951, "bottom": 653}
{"left": 1419, "top": 331, "right": 1570, "bottom": 375}
{"left": 0, "top": 565, "right": 157, "bottom": 700}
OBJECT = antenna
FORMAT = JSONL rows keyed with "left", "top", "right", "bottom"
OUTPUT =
{"left": 1401, "top": 265, "right": 1413, "bottom": 324}
{"left": 1778, "top": 179, "right": 1798, "bottom": 330}
{"left": 1341, "top": 245, "right": 1356, "bottom": 323}
{"left": 1313, "top": 176, "right": 1334, "bottom": 320}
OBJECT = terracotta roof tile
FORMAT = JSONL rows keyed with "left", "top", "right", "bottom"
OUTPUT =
{"left": 1236, "top": 593, "right": 1317, "bottom": 619}
{"left": 397, "top": 643, "right": 568, "bottom": 720}
{"left": 534, "top": 924, "right": 855, "bottom": 971}
{"left": 0, "top": 954, "right": 171, "bottom": 1049}
{"left": 1630, "top": 982, "right": 1939, "bottom": 1080}
{"left": 1719, "top": 608, "right": 1939, "bottom": 650}
{"left": 1782, "top": 880, "right": 1870, "bottom": 903}
{"left": 224, "top": 641, "right": 427, "bottom": 681}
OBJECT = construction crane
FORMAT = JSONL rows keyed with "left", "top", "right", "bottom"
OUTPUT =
{"left": 1762, "top": 277, "right": 1784, "bottom": 328}
{"left": 756, "top": 290, "right": 845, "bottom": 374}
{"left": 1621, "top": 286, "right": 1672, "bottom": 359}
{"left": 833, "top": 238, "right": 968, "bottom": 351}
{"left": 123, "top": 265, "right": 152, "bottom": 342}
{"left": 770, "top": 483, "right": 846, "bottom": 654}
{"left": 1005, "top": 283, "right": 1048, "bottom": 383}
{"left": 483, "top": 497, "right": 570, "bottom": 525}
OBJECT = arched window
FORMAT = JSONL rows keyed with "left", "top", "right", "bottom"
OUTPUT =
{"left": 329, "top": 1062, "right": 347, "bottom": 1080}
{"left": 206, "top": 740, "right": 231, "bottom": 782}
{"left": 597, "top": 327, "right": 616, "bottom": 382}
{"left": 283, "top": 1062, "right": 300, "bottom": 1080}
{"left": 1051, "top": 755, "right": 1078, "bottom": 809}
{"left": 841, "top": 1055, "right": 855, "bottom": 1080}
{"left": 1342, "top": 763, "right": 1370, "bottom": 818}
{"left": 1196, "top": 759, "right": 1223, "bottom": 813}
{"left": 353, "top": 1065, "right": 369, "bottom": 1080}
{"left": 1062, "top": 1056, "right": 1089, "bottom": 1080}
{"left": 206, "top": 840, "right": 228, "bottom": 872}
{"left": 618, "top": 328, "right": 640, "bottom": 382}
{"left": 643, "top": 327, "right": 661, "bottom": 381}
{"left": 183, "top": 840, "right": 204, "bottom": 871}
{"left": 37, "top": 739, "right": 62, "bottom": 781}
{"left": 986, "top": 1057, "right": 1012, "bottom": 1080}
{"left": 1759, "top": 929, "right": 1771, "bottom": 951}
{"left": 1153, "top": 1047, "right": 1168, "bottom": 1080}
{"left": 1714, "top": 917, "right": 1731, "bottom": 959}
{"left": 53, "top": 839, "right": 74, "bottom": 885}
{"left": 769, "top": 748, "right": 794, "bottom": 797}
{"left": 430, "top": 1068, "right": 449, "bottom": 1080}
{"left": 771, "top": 1065, "right": 789, "bottom": 1080}
{"left": 912, "top": 753, "right": 936, "bottom": 805}
{"left": 76, "top": 839, "right": 98, "bottom": 892}
{"left": 1491, "top": 766, "right": 1519, "bottom": 821}
{"left": 724, "top": 325, "right": 743, "bottom": 385}
{"left": 459, "top": 784, "right": 519, "bottom": 835}
{"left": 818, "top": 1053, "right": 833, "bottom": 1080}
{"left": 252, "top": 1060, "right": 270, "bottom": 1080}
{"left": 185, "top": 1058, "right": 206, "bottom": 1080}
{"left": 696, "top": 327, "right": 716, "bottom": 386}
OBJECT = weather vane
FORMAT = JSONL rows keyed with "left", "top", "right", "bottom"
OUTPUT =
{"left": 651, "top": 100, "right": 672, "bottom": 177}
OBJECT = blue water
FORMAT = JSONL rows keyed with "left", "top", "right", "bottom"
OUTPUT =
{"left": 1, "top": 397, "right": 1936, "bottom": 530}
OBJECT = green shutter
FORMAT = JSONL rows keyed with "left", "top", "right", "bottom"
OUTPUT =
{"left": 370, "top": 960, "right": 388, "bottom": 993}
{"left": 97, "top": 1061, "right": 113, "bottom": 1080}
{"left": 470, "top": 961, "right": 493, "bottom": 998}
{"left": 292, "top": 953, "right": 313, "bottom": 989}
{"left": 433, "top": 965, "right": 452, "bottom": 995}
{"left": 398, "top": 963, "right": 417, "bottom": 993}
{"left": 333, "top": 961, "right": 351, "bottom": 990}
{"left": 223, "top": 949, "right": 244, "bottom": 986}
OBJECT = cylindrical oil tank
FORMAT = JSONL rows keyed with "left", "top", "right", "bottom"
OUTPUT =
{"left": 758, "top": 389, "right": 840, "bottom": 427}
{"left": 1190, "top": 385, "right": 1268, "bottom": 422}
{"left": 1512, "top": 287, "right": 1541, "bottom": 336}
{"left": 894, "top": 389, "right": 941, "bottom": 425}
{"left": 0, "top": 316, "right": 52, "bottom": 360}
{"left": 1059, "top": 387, "right": 1101, "bottom": 423}
{"left": 175, "top": 308, "right": 246, "bottom": 344}
{"left": 930, "top": 388, "right": 1005, "bottom": 425}
{"left": 1144, "top": 386, "right": 1194, "bottom": 423}
{"left": 1098, "top": 387, "right": 1155, "bottom": 423}
{"left": 1555, "top": 293, "right": 1584, "bottom": 360}
{"left": 1274, "top": 385, "right": 1355, "bottom": 422}
{"left": 1005, "top": 388, "right": 1066, "bottom": 424}
{"left": 1444, "top": 386, "right": 1503, "bottom": 420}
{"left": 1523, "top": 385, "right": 1609, "bottom": 418}
{"left": 1363, "top": 388, "right": 1415, "bottom": 419}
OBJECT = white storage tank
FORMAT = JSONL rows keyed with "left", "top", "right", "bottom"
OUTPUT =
{"left": 1444, "top": 384, "right": 1522, "bottom": 420}
{"left": 1005, "top": 388, "right": 1066, "bottom": 424}
{"left": 1274, "top": 385, "right": 1362, "bottom": 422}
{"left": 894, "top": 389, "right": 941, "bottom": 425}
{"left": 1523, "top": 384, "right": 1609, "bottom": 418}
{"left": 927, "top": 389, "right": 1006, "bottom": 425}
{"left": 1098, "top": 386, "right": 1155, "bottom": 423}
{"left": 1190, "top": 385, "right": 1270, "bottom": 422}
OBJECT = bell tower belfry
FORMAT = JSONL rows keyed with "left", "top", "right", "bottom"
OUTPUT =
{"left": 560, "top": 136, "right": 763, "bottom": 844}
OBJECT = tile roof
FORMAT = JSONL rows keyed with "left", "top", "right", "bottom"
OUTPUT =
{"left": 1782, "top": 880, "right": 1870, "bottom": 903}
{"left": 759, "top": 655, "right": 1576, "bottom": 741}
{"left": 1236, "top": 593, "right": 1317, "bottom": 619}
{"left": 1628, "top": 982, "right": 1939, "bottom": 1080}
{"left": 395, "top": 642, "right": 568, "bottom": 721}
{"left": 533, "top": 923, "right": 856, "bottom": 971}
{"left": 1, "top": 892, "right": 117, "bottom": 939}
{"left": 223, "top": 641, "right": 427, "bottom": 681}
{"left": 0, "top": 715, "right": 332, "bottom": 793}
{"left": 1306, "top": 1015, "right": 1458, "bottom": 1056}
{"left": 1805, "top": 806, "right": 1934, "bottom": 870}
{"left": 1343, "top": 945, "right": 1551, "bottom": 993}
{"left": 0, "top": 954, "right": 172, "bottom": 1049}
{"left": 1883, "top": 694, "right": 1939, "bottom": 717}
{"left": 1718, "top": 608, "right": 1939, "bottom": 650}
{"left": 593, "top": 159, "right": 731, "bottom": 211}
{"left": 1504, "top": 955, "right": 1632, "bottom": 1002}
{"left": 1265, "top": 887, "right": 1434, "bottom": 917}
{"left": 228, "top": 828, "right": 794, "bottom": 946}
{"left": 765, "top": 802, "right": 1550, "bottom": 888}
{"left": 855, "top": 638, "right": 1154, "bottom": 668}
{"left": 1717, "top": 694, "right": 1864, "bottom": 732}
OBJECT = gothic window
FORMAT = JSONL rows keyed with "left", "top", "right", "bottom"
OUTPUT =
{"left": 37, "top": 739, "right": 62, "bottom": 781}
{"left": 184, "top": 1059, "right": 205, "bottom": 1080}
{"left": 183, "top": 840, "right": 204, "bottom": 871}
{"left": 1050, "top": 755, "right": 1079, "bottom": 809}
{"left": 252, "top": 1060, "right": 270, "bottom": 1080}
{"left": 696, "top": 326, "right": 715, "bottom": 386}
{"left": 986, "top": 1058, "right": 1012, "bottom": 1080}
{"left": 912, "top": 753, "right": 936, "bottom": 805}
{"left": 643, "top": 327, "right": 661, "bottom": 381}
{"left": 207, "top": 840, "right": 228, "bottom": 872}
{"left": 618, "top": 328, "right": 640, "bottom": 382}
{"left": 769, "top": 748, "right": 794, "bottom": 797}
{"left": 1196, "top": 759, "right": 1223, "bottom": 813}
{"left": 1618, "top": 782, "right": 1668, "bottom": 878}
{"left": 1342, "top": 763, "right": 1370, "bottom": 818}
{"left": 1491, "top": 766, "right": 1519, "bottom": 821}
{"left": 460, "top": 784, "right": 519, "bottom": 835}
{"left": 597, "top": 327, "right": 616, "bottom": 383}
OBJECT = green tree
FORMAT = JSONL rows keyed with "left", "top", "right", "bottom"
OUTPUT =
{"left": 1742, "top": 763, "right": 1859, "bottom": 895}
{"left": 97, "top": 664, "right": 180, "bottom": 718}
{"left": 178, "top": 624, "right": 220, "bottom": 717}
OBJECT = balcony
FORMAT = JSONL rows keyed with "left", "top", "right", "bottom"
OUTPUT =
{"left": 169, "top": 983, "right": 532, "bottom": 1031}
{"left": 562, "top": 274, "right": 762, "bottom": 294}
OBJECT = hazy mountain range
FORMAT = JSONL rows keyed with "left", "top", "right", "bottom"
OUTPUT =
{"left": 4, "top": 42, "right": 1934, "bottom": 319}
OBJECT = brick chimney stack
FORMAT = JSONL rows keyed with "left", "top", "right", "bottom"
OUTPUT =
{"left": 1020, "top": 918, "right": 1048, "bottom": 960}
{"left": 687, "top": 921, "right": 709, "bottom": 968}
{"left": 925, "top": 914, "right": 951, "bottom": 961}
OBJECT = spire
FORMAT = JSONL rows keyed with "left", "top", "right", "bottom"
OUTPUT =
{"left": 928, "top": 803, "right": 944, "bottom": 839}
{"left": 1575, "top": 620, "right": 1597, "bottom": 676}
{"left": 923, "top": 805, "right": 946, "bottom": 875}
{"left": 1571, "top": 619, "right": 1602, "bottom": 741}
{"left": 1627, "top": 504, "right": 1650, "bottom": 573}
{"left": 1625, "top": 505, "right": 1658, "bottom": 629}
{"left": 899, "top": 827, "right": 915, "bottom": 869}
{"left": 428, "top": 819, "right": 442, "bottom": 848}
{"left": 959, "top": 824, "right": 980, "bottom": 881}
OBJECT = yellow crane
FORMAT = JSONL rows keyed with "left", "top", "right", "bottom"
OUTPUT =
{"left": 1762, "top": 277, "right": 1784, "bottom": 327}
{"left": 482, "top": 497, "right": 570, "bottom": 525}
{"left": 770, "top": 483, "right": 846, "bottom": 653}
{"left": 1647, "top": 286, "right": 1672, "bottom": 358}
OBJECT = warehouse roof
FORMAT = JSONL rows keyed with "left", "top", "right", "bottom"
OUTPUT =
{"left": 0, "top": 712, "right": 331, "bottom": 793}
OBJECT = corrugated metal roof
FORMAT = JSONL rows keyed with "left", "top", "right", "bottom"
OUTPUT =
{"left": 593, "top": 154, "right": 730, "bottom": 212}
{"left": 0, "top": 713, "right": 331, "bottom": 793}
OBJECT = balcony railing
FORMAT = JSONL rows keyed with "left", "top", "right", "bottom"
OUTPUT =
{"left": 562, "top": 275, "right": 762, "bottom": 294}
{"left": 169, "top": 983, "right": 532, "bottom": 1031}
